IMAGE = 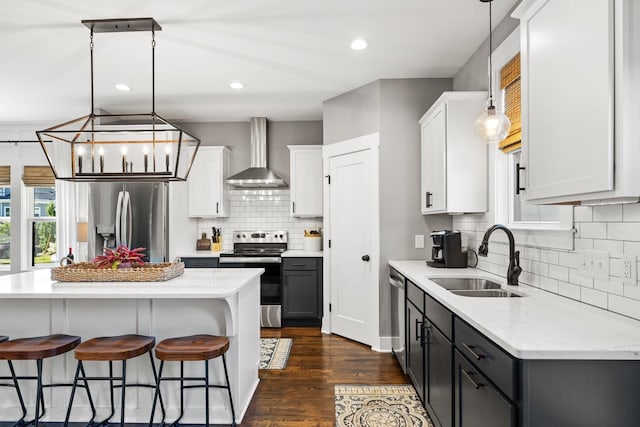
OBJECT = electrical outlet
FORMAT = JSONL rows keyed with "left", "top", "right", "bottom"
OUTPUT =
{"left": 415, "top": 234, "right": 425, "bottom": 249}
{"left": 621, "top": 255, "right": 637, "bottom": 284}
{"left": 581, "top": 250, "right": 610, "bottom": 279}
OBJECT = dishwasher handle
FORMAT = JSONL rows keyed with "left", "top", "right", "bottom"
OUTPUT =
{"left": 389, "top": 270, "right": 405, "bottom": 289}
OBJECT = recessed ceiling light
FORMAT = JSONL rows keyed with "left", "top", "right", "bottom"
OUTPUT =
{"left": 230, "top": 81, "right": 244, "bottom": 90}
{"left": 350, "top": 38, "right": 368, "bottom": 51}
{"left": 115, "top": 83, "right": 131, "bottom": 91}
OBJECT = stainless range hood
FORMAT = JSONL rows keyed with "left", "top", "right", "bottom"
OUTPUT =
{"left": 226, "top": 117, "right": 287, "bottom": 188}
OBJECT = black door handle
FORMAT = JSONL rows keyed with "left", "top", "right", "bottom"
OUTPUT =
{"left": 516, "top": 163, "right": 526, "bottom": 195}
{"left": 426, "top": 192, "right": 433, "bottom": 208}
{"left": 362, "top": 255, "right": 370, "bottom": 262}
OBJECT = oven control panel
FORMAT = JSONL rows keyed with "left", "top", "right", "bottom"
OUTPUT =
{"left": 233, "top": 230, "right": 288, "bottom": 243}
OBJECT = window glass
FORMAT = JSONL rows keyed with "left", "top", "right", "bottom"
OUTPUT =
{"left": 510, "top": 151, "right": 560, "bottom": 224}
{"left": 0, "top": 185, "right": 9, "bottom": 270}
{"left": 29, "top": 186, "right": 56, "bottom": 267}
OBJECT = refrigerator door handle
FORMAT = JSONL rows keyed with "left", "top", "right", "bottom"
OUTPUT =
{"left": 115, "top": 191, "right": 124, "bottom": 246}
{"left": 122, "top": 191, "right": 131, "bottom": 247}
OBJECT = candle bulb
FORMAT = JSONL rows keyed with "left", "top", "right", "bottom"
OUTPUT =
{"left": 121, "top": 147, "right": 127, "bottom": 173}
{"left": 77, "top": 147, "right": 84, "bottom": 174}
{"left": 143, "top": 146, "right": 149, "bottom": 172}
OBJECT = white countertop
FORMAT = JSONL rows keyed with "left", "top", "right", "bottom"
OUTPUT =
{"left": 282, "top": 250, "right": 323, "bottom": 258}
{"left": 178, "top": 251, "right": 223, "bottom": 258}
{"left": 389, "top": 260, "right": 640, "bottom": 360}
{"left": 0, "top": 268, "right": 263, "bottom": 299}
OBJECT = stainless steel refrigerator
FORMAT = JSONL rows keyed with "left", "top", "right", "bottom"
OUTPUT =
{"left": 87, "top": 182, "right": 169, "bottom": 262}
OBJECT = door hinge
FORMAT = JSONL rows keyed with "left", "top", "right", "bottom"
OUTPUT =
{"left": 328, "top": 239, "right": 331, "bottom": 248}
{"left": 329, "top": 303, "right": 332, "bottom": 312}
{"left": 325, "top": 174, "right": 331, "bottom": 184}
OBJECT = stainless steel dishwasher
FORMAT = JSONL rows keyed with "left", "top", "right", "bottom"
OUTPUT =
{"left": 389, "top": 267, "right": 406, "bottom": 373}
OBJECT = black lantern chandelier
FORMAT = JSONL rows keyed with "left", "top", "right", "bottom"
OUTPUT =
{"left": 36, "top": 18, "right": 200, "bottom": 181}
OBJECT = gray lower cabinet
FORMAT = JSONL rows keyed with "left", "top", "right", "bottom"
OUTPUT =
{"left": 282, "top": 257, "right": 322, "bottom": 326}
{"left": 403, "top": 273, "right": 640, "bottom": 427}
{"left": 406, "top": 281, "right": 453, "bottom": 427}
{"left": 181, "top": 257, "right": 219, "bottom": 268}
{"left": 406, "top": 297, "right": 425, "bottom": 402}
{"left": 454, "top": 350, "right": 516, "bottom": 427}
{"left": 426, "top": 321, "right": 453, "bottom": 427}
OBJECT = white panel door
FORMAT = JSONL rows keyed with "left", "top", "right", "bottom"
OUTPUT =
{"left": 523, "top": 0, "right": 613, "bottom": 201}
{"left": 328, "top": 146, "right": 375, "bottom": 346}
{"left": 421, "top": 104, "right": 446, "bottom": 213}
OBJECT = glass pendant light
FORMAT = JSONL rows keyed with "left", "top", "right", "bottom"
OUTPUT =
{"left": 474, "top": 0, "right": 511, "bottom": 143}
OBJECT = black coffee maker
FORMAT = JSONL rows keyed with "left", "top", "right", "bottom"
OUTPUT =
{"left": 426, "top": 230, "right": 467, "bottom": 268}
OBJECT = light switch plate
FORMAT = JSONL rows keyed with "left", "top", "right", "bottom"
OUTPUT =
{"left": 415, "top": 234, "right": 425, "bottom": 249}
{"left": 582, "top": 250, "right": 610, "bottom": 279}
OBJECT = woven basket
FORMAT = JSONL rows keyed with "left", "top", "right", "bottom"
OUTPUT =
{"left": 51, "top": 262, "right": 185, "bottom": 282}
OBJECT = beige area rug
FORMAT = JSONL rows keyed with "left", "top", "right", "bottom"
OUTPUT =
{"left": 335, "top": 385, "right": 433, "bottom": 427}
{"left": 259, "top": 338, "right": 292, "bottom": 369}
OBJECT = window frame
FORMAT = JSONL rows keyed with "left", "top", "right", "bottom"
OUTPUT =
{"left": 492, "top": 28, "right": 574, "bottom": 250}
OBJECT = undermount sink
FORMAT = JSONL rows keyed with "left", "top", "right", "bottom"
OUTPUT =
{"left": 450, "top": 289, "right": 522, "bottom": 298}
{"left": 430, "top": 277, "right": 503, "bottom": 291}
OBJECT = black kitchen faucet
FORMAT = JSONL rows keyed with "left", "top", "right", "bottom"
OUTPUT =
{"left": 478, "top": 224, "right": 522, "bottom": 286}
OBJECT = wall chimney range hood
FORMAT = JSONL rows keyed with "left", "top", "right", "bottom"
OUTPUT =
{"left": 226, "top": 117, "right": 287, "bottom": 188}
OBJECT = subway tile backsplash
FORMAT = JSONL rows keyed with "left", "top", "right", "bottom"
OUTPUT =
{"left": 454, "top": 204, "right": 640, "bottom": 321}
{"left": 197, "top": 190, "right": 322, "bottom": 251}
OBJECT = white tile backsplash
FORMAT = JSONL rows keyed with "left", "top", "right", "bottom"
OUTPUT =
{"left": 454, "top": 204, "right": 640, "bottom": 322}
{"left": 196, "top": 190, "right": 322, "bottom": 251}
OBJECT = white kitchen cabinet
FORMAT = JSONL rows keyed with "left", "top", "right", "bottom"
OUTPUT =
{"left": 513, "top": 0, "right": 640, "bottom": 204}
{"left": 288, "top": 145, "right": 323, "bottom": 217}
{"left": 187, "top": 146, "right": 230, "bottom": 217}
{"left": 419, "top": 92, "right": 487, "bottom": 215}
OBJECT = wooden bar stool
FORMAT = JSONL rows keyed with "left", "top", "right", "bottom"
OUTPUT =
{"left": 64, "top": 334, "right": 164, "bottom": 427}
{"left": 0, "top": 334, "right": 81, "bottom": 427}
{"left": 149, "top": 334, "right": 236, "bottom": 426}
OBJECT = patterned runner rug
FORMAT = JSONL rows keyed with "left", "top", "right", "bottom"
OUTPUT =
{"left": 259, "top": 338, "right": 292, "bottom": 369}
{"left": 335, "top": 385, "right": 433, "bottom": 427}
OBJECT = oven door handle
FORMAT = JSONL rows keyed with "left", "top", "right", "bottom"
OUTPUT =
{"left": 219, "top": 257, "right": 282, "bottom": 264}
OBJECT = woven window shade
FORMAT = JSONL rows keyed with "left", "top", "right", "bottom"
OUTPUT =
{"left": 499, "top": 53, "right": 522, "bottom": 153}
{"left": 22, "top": 166, "right": 55, "bottom": 187}
{"left": 0, "top": 167, "right": 10, "bottom": 186}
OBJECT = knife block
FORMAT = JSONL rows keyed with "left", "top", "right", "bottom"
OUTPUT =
{"left": 211, "top": 237, "right": 222, "bottom": 252}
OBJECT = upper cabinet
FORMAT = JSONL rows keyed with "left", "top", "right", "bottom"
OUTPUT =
{"left": 419, "top": 92, "right": 487, "bottom": 215}
{"left": 288, "top": 145, "right": 323, "bottom": 217}
{"left": 187, "top": 146, "right": 230, "bottom": 217}
{"left": 514, "top": 0, "right": 640, "bottom": 204}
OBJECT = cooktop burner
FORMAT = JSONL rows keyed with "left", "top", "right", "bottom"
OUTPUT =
{"left": 220, "top": 230, "right": 288, "bottom": 257}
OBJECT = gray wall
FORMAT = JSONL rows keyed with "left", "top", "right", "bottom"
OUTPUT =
{"left": 322, "top": 78, "right": 454, "bottom": 340}
{"left": 181, "top": 120, "right": 323, "bottom": 184}
{"left": 323, "top": 81, "right": 381, "bottom": 145}
{"left": 453, "top": 8, "right": 520, "bottom": 91}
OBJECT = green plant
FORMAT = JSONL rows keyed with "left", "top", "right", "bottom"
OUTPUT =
{"left": 91, "top": 245, "right": 146, "bottom": 269}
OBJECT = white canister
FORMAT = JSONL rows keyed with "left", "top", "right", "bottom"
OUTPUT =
{"left": 304, "top": 236, "right": 322, "bottom": 252}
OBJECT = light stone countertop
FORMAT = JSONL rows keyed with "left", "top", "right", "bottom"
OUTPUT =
{"left": 0, "top": 268, "right": 263, "bottom": 299}
{"left": 281, "top": 250, "right": 323, "bottom": 258}
{"left": 389, "top": 260, "right": 640, "bottom": 360}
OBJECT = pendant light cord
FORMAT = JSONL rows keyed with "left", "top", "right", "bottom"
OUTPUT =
{"left": 488, "top": 0, "right": 494, "bottom": 108}
{"left": 90, "top": 29, "right": 94, "bottom": 115}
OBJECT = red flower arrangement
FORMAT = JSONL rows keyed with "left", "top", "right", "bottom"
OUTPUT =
{"left": 90, "top": 245, "right": 147, "bottom": 269}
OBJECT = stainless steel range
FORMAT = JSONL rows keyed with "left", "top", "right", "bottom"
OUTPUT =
{"left": 219, "top": 230, "right": 287, "bottom": 327}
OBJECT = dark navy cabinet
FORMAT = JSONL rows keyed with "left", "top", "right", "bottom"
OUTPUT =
{"left": 282, "top": 257, "right": 322, "bottom": 326}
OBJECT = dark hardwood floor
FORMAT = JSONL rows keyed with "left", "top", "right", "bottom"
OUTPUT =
{"left": 240, "top": 327, "right": 410, "bottom": 426}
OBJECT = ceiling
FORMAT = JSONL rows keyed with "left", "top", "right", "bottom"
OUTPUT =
{"left": 1, "top": 0, "right": 517, "bottom": 123}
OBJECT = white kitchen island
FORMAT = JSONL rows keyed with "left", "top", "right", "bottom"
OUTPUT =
{"left": 0, "top": 267, "right": 262, "bottom": 425}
